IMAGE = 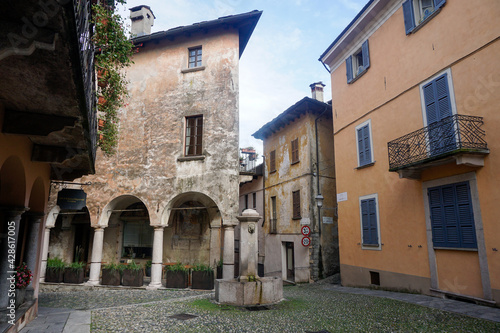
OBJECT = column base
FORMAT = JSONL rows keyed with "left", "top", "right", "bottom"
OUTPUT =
{"left": 85, "top": 279, "right": 100, "bottom": 286}
{"left": 146, "top": 282, "right": 162, "bottom": 290}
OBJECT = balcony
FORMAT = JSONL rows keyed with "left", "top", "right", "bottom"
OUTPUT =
{"left": 0, "top": 0, "right": 96, "bottom": 180}
{"left": 388, "top": 115, "right": 489, "bottom": 179}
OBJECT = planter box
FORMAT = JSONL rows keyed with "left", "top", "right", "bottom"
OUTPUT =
{"left": 122, "top": 269, "right": 143, "bottom": 287}
{"left": 101, "top": 269, "right": 121, "bottom": 286}
{"left": 63, "top": 268, "right": 84, "bottom": 284}
{"left": 192, "top": 270, "right": 214, "bottom": 290}
{"left": 145, "top": 266, "right": 151, "bottom": 277}
{"left": 45, "top": 269, "right": 64, "bottom": 283}
{"left": 166, "top": 270, "right": 188, "bottom": 289}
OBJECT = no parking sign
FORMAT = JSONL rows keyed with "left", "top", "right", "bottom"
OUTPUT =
{"left": 301, "top": 236, "right": 311, "bottom": 247}
{"left": 301, "top": 225, "right": 311, "bottom": 236}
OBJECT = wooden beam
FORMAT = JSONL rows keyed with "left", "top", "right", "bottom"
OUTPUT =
{"left": 2, "top": 109, "right": 76, "bottom": 136}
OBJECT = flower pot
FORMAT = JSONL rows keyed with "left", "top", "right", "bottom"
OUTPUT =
{"left": 63, "top": 268, "right": 84, "bottom": 284}
{"left": 45, "top": 268, "right": 64, "bottom": 283}
{"left": 166, "top": 270, "right": 188, "bottom": 289}
{"left": 98, "top": 96, "right": 107, "bottom": 106}
{"left": 122, "top": 269, "right": 143, "bottom": 287}
{"left": 98, "top": 119, "right": 105, "bottom": 130}
{"left": 15, "top": 288, "right": 26, "bottom": 309}
{"left": 191, "top": 270, "right": 214, "bottom": 290}
{"left": 101, "top": 268, "right": 121, "bottom": 286}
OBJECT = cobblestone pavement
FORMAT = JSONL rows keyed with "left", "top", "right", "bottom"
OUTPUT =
{"left": 20, "top": 283, "right": 500, "bottom": 333}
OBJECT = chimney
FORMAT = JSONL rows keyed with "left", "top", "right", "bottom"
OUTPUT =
{"left": 130, "top": 5, "right": 155, "bottom": 37}
{"left": 310, "top": 82, "right": 326, "bottom": 102}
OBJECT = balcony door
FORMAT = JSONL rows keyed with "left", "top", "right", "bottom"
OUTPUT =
{"left": 423, "top": 73, "right": 456, "bottom": 157}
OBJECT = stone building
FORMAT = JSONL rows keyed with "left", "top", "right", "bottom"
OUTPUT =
{"left": 252, "top": 83, "right": 339, "bottom": 283}
{"left": 320, "top": 0, "right": 499, "bottom": 304}
{"left": 0, "top": 1, "right": 96, "bottom": 330}
{"left": 43, "top": 8, "right": 262, "bottom": 289}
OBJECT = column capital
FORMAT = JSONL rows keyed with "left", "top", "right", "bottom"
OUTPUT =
{"left": 92, "top": 225, "right": 106, "bottom": 231}
{"left": 0, "top": 206, "right": 30, "bottom": 217}
{"left": 152, "top": 225, "right": 165, "bottom": 230}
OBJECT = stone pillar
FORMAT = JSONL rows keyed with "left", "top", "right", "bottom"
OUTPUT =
{"left": 39, "top": 226, "right": 52, "bottom": 283}
{"left": 87, "top": 226, "right": 105, "bottom": 285}
{"left": 24, "top": 213, "right": 43, "bottom": 301}
{"left": 148, "top": 226, "right": 164, "bottom": 290}
{"left": 222, "top": 224, "right": 236, "bottom": 279}
{"left": 237, "top": 209, "right": 261, "bottom": 281}
{"left": 0, "top": 208, "right": 28, "bottom": 309}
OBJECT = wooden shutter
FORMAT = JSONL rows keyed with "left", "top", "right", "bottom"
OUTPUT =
{"left": 291, "top": 138, "right": 299, "bottom": 163}
{"left": 428, "top": 182, "right": 477, "bottom": 248}
{"left": 423, "top": 74, "right": 451, "bottom": 124}
{"left": 270, "top": 150, "right": 276, "bottom": 172}
{"left": 292, "top": 191, "right": 301, "bottom": 219}
{"left": 361, "top": 198, "right": 378, "bottom": 245}
{"left": 357, "top": 124, "right": 371, "bottom": 166}
{"left": 362, "top": 40, "right": 370, "bottom": 70}
{"left": 402, "top": 0, "right": 416, "bottom": 35}
{"left": 346, "top": 56, "right": 353, "bottom": 83}
{"left": 433, "top": 0, "right": 446, "bottom": 10}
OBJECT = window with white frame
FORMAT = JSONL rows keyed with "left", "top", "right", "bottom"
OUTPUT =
{"left": 359, "top": 194, "right": 381, "bottom": 250}
{"left": 355, "top": 119, "right": 374, "bottom": 167}
{"left": 346, "top": 40, "right": 370, "bottom": 84}
{"left": 403, "top": 0, "right": 446, "bottom": 34}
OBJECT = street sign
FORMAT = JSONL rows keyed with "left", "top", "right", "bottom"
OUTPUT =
{"left": 57, "top": 189, "right": 87, "bottom": 210}
{"left": 301, "top": 236, "right": 311, "bottom": 247}
{"left": 301, "top": 225, "right": 311, "bottom": 236}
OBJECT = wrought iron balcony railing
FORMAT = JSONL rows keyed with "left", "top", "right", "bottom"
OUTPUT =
{"left": 388, "top": 114, "right": 488, "bottom": 171}
{"left": 73, "top": 0, "right": 97, "bottom": 162}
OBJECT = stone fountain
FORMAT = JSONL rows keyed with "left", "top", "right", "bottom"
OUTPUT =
{"left": 215, "top": 209, "right": 283, "bottom": 306}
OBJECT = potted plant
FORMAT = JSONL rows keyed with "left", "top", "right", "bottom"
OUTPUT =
{"left": 122, "top": 260, "right": 143, "bottom": 287}
{"left": 165, "top": 263, "right": 188, "bottom": 289}
{"left": 145, "top": 260, "right": 152, "bottom": 277}
{"left": 63, "top": 262, "right": 85, "bottom": 284}
{"left": 191, "top": 263, "right": 214, "bottom": 290}
{"left": 15, "top": 262, "right": 32, "bottom": 308}
{"left": 45, "top": 257, "right": 66, "bottom": 283}
{"left": 101, "top": 263, "right": 121, "bottom": 286}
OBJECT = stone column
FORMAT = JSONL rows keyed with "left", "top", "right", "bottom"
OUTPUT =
{"left": 24, "top": 213, "right": 43, "bottom": 300}
{"left": 0, "top": 207, "right": 28, "bottom": 309}
{"left": 87, "top": 226, "right": 105, "bottom": 285}
{"left": 222, "top": 224, "right": 236, "bottom": 279}
{"left": 39, "top": 226, "right": 53, "bottom": 283}
{"left": 237, "top": 209, "right": 261, "bottom": 281}
{"left": 148, "top": 226, "right": 164, "bottom": 290}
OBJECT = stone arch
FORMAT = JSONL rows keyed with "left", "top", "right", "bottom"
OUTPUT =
{"left": 0, "top": 155, "right": 26, "bottom": 206}
{"left": 97, "top": 194, "right": 150, "bottom": 227}
{"left": 28, "top": 177, "right": 47, "bottom": 213}
{"left": 161, "top": 191, "right": 221, "bottom": 228}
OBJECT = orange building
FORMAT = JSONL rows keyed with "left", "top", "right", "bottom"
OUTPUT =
{"left": 320, "top": 0, "right": 499, "bottom": 305}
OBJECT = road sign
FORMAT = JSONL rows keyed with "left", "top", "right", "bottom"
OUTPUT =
{"left": 301, "top": 236, "right": 311, "bottom": 247}
{"left": 301, "top": 225, "right": 311, "bottom": 236}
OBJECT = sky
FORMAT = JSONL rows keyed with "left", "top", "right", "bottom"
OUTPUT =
{"left": 118, "top": 0, "right": 367, "bottom": 159}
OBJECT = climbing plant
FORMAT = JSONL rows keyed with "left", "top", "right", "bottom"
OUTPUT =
{"left": 92, "top": 0, "right": 133, "bottom": 155}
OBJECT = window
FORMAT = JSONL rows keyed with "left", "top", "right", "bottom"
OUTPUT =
{"left": 270, "top": 150, "right": 276, "bottom": 173}
{"left": 292, "top": 190, "right": 301, "bottom": 219}
{"left": 270, "top": 196, "right": 277, "bottom": 233}
{"left": 346, "top": 40, "right": 370, "bottom": 83}
{"left": 359, "top": 194, "right": 381, "bottom": 249}
{"left": 356, "top": 120, "right": 373, "bottom": 167}
{"left": 122, "top": 221, "right": 153, "bottom": 258}
{"left": 188, "top": 47, "right": 202, "bottom": 68}
{"left": 252, "top": 192, "right": 257, "bottom": 209}
{"left": 403, "top": 0, "right": 446, "bottom": 35}
{"left": 244, "top": 194, "right": 248, "bottom": 210}
{"left": 291, "top": 138, "right": 299, "bottom": 164}
{"left": 185, "top": 115, "right": 203, "bottom": 156}
{"left": 428, "top": 181, "right": 477, "bottom": 249}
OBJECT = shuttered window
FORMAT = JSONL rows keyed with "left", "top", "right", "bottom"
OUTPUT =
{"left": 361, "top": 198, "right": 379, "bottom": 246}
{"left": 291, "top": 138, "right": 299, "bottom": 164}
{"left": 270, "top": 150, "right": 276, "bottom": 173}
{"left": 428, "top": 181, "right": 477, "bottom": 249}
{"left": 357, "top": 123, "right": 372, "bottom": 166}
{"left": 292, "top": 190, "right": 301, "bottom": 219}
{"left": 403, "top": 0, "right": 446, "bottom": 35}
{"left": 346, "top": 40, "right": 370, "bottom": 84}
{"left": 185, "top": 115, "right": 203, "bottom": 156}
